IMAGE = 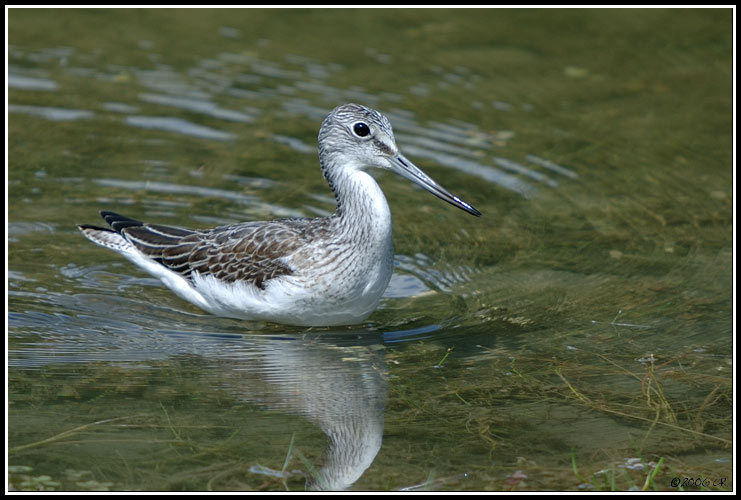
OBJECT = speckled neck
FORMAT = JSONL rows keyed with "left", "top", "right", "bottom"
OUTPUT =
{"left": 319, "top": 151, "right": 392, "bottom": 248}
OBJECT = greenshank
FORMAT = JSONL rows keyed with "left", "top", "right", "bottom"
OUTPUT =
{"left": 79, "top": 103, "right": 480, "bottom": 326}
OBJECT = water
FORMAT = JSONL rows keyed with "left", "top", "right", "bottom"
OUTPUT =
{"left": 7, "top": 8, "right": 733, "bottom": 491}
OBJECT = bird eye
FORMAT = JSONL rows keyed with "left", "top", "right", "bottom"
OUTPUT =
{"left": 352, "top": 122, "right": 371, "bottom": 137}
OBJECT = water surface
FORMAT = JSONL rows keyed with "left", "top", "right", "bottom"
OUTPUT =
{"left": 7, "top": 8, "right": 733, "bottom": 491}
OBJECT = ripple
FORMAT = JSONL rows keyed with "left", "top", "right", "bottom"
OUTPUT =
{"left": 93, "top": 178, "right": 258, "bottom": 205}
{"left": 138, "top": 93, "right": 255, "bottom": 123}
{"left": 8, "top": 104, "right": 93, "bottom": 121}
{"left": 270, "top": 133, "right": 315, "bottom": 154}
{"left": 394, "top": 254, "right": 474, "bottom": 293}
{"left": 382, "top": 323, "right": 442, "bottom": 343}
{"left": 526, "top": 154, "right": 579, "bottom": 179}
{"left": 7, "top": 74, "right": 59, "bottom": 91}
{"left": 7, "top": 221, "right": 55, "bottom": 237}
{"left": 103, "top": 101, "right": 139, "bottom": 113}
{"left": 494, "top": 156, "right": 559, "bottom": 187}
{"left": 132, "top": 66, "right": 200, "bottom": 92}
{"left": 124, "top": 115, "right": 235, "bottom": 140}
{"left": 384, "top": 273, "right": 431, "bottom": 298}
{"left": 403, "top": 145, "right": 537, "bottom": 198}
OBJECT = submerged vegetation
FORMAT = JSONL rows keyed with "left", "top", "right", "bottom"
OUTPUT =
{"left": 8, "top": 328, "right": 732, "bottom": 491}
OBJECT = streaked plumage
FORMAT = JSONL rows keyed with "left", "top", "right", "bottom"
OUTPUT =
{"left": 79, "top": 103, "right": 480, "bottom": 326}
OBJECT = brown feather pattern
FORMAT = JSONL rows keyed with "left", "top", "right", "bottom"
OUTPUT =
{"left": 96, "top": 210, "right": 335, "bottom": 290}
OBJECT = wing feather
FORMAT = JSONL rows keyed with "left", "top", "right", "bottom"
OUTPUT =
{"left": 92, "top": 211, "right": 319, "bottom": 290}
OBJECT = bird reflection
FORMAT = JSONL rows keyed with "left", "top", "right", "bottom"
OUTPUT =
{"left": 206, "top": 330, "right": 388, "bottom": 491}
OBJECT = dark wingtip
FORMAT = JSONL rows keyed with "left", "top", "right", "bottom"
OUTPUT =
{"left": 97, "top": 211, "right": 144, "bottom": 232}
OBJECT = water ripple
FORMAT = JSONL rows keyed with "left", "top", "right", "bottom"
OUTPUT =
{"left": 124, "top": 115, "right": 235, "bottom": 140}
{"left": 8, "top": 104, "right": 93, "bottom": 121}
{"left": 7, "top": 74, "right": 59, "bottom": 91}
{"left": 138, "top": 93, "right": 255, "bottom": 123}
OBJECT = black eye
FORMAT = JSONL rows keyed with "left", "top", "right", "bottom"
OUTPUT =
{"left": 352, "top": 122, "right": 371, "bottom": 137}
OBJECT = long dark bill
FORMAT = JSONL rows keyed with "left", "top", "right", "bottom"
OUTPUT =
{"left": 388, "top": 154, "right": 482, "bottom": 217}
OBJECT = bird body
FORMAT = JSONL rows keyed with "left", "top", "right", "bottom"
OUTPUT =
{"left": 79, "top": 104, "right": 480, "bottom": 326}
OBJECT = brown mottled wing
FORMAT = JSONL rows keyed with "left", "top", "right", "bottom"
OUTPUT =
{"left": 98, "top": 211, "right": 306, "bottom": 289}
{"left": 178, "top": 223, "right": 305, "bottom": 288}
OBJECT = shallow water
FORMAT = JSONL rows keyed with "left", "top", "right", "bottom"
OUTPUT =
{"left": 7, "top": 8, "right": 733, "bottom": 491}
